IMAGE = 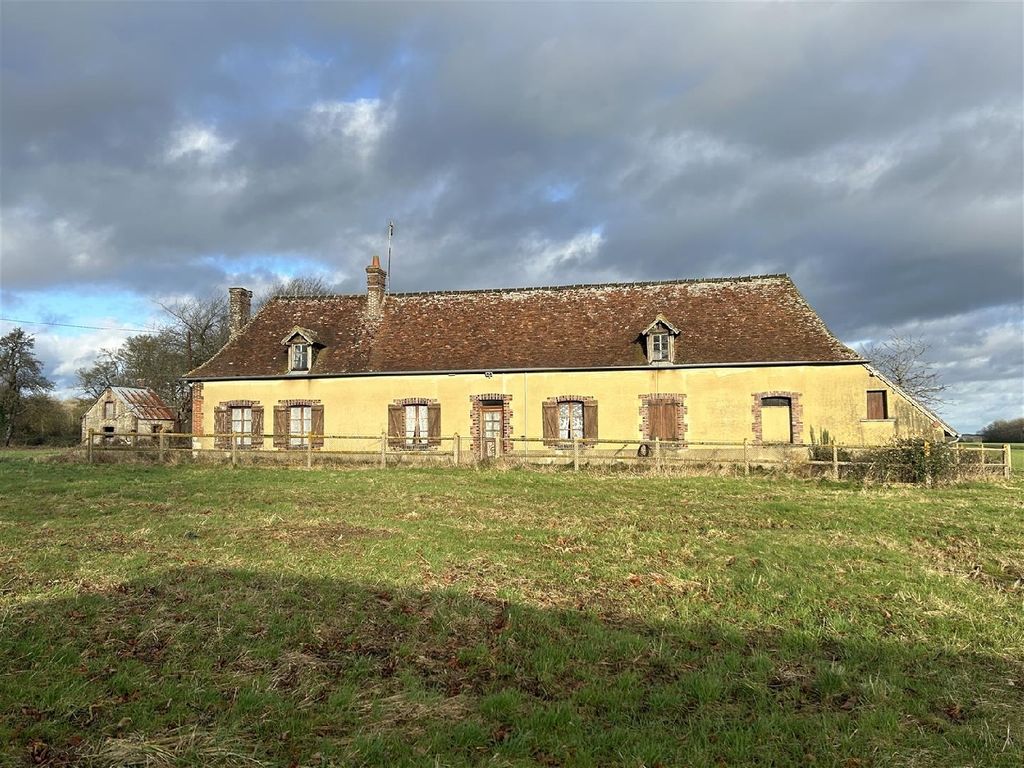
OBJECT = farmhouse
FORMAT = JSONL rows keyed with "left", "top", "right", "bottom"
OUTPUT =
{"left": 81, "top": 386, "right": 177, "bottom": 443}
{"left": 184, "top": 257, "right": 955, "bottom": 456}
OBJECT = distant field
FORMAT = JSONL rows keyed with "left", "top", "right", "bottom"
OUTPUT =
{"left": 1, "top": 458, "right": 1021, "bottom": 767}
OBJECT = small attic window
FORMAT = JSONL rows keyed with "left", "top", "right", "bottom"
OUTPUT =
{"left": 281, "top": 326, "right": 319, "bottom": 373}
{"left": 291, "top": 343, "right": 310, "bottom": 372}
{"left": 641, "top": 315, "right": 679, "bottom": 365}
{"left": 650, "top": 333, "right": 670, "bottom": 362}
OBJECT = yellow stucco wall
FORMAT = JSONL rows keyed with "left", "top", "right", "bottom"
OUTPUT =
{"left": 194, "top": 363, "right": 947, "bottom": 452}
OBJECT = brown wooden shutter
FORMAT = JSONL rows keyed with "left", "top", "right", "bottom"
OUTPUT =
{"left": 867, "top": 391, "right": 887, "bottom": 420}
{"left": 649, "top": 402, "right": 678, "bottom": 441}
{"left": 583, "top": 401, "right": 598, "bottom": 444}
{"left": 388, "top": 404, "right": 404, "bottom": 448}
{"left": 542, "top": 401, "right": 558, "bottom": 446}
{"left": 214, "top": 405, "right": 230, "bottom": 449}
{"left": 273, "top": 405, "right": 288, "bottom": 448}
{"left": 427, "top": 403, "right": 441, "bottom": 447}
{"left": 310, "top": 404, "right": 324, "bottom": 448}
{"left": 251, "top": 405, "right": 264, "bottom": 448}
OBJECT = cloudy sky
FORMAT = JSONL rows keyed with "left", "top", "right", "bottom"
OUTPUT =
{"left": 1, "top": 2, "right": 1021, "bottom": 431}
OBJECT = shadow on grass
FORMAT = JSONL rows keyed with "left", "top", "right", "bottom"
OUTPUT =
{"left": 3, "top": 567, "right": 1020, "bottom": 767}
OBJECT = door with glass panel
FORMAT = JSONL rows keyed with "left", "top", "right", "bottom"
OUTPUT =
{"left": 481, "top": 405, "right": 503, "bottom": 457}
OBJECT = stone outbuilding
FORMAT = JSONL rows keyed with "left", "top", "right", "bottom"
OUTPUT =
{"left": 81, "top": 386, "right": 177, "bottom": 443}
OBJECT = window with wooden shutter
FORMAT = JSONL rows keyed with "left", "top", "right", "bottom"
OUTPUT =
{"left": 427, "top": 403, "right": 441, "bottom": 447}
{"left": 583, "top": 401, "right": 598, "bottom": 443}
{"left": 310, "top": 404, "right": 324, "bottom": 448}
{"left": 867, "top": 390, "right": 888, "bottom": 420}
{"left": 387, "top": 404, "right": 404, "bottom": 448}
{"left": 647, "top": 399, "right": 679, "bottom": 442}
{"left": 273, "top": 406, "right": 288, "bottom": 448}
{"left": 542, "top": 401, "right": 559, "bottom": 445}
{"left": 214, "top": 406, "right": 230, "bottom": 449}
{"left": 251, "top": 406, "right": 264, "bottom": 448}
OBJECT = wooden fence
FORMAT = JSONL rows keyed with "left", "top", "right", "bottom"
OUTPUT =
{"left": 83, "top": 429, "right": 1013, "bottom": 480}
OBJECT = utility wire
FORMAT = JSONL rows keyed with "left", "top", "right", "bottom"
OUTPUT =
{"left": 0, "top": 317, "right": 151, "bottom": 333}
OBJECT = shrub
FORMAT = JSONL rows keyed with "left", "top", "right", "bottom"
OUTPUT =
{"left": 866, "top": 437, "right": 955, "bottom": 485}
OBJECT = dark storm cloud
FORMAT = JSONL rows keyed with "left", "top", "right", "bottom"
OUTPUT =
{"left": 1, "top": 2, "right": 1021, "bottom": 428}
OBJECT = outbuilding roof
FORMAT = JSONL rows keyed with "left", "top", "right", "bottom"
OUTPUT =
{"left": 186, "top": 274, "right": 862, "bottom": 380}
{"left": 109, "top": 387, "right": 177, "bottom": 421}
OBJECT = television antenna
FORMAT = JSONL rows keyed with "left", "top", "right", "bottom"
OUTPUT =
{"left": 386, "top": 220, "right": 395, "bottom": 291}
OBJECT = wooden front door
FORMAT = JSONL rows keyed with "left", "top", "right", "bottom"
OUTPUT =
{"left": 481, "top": 405, "right": 504, "bottom": 457}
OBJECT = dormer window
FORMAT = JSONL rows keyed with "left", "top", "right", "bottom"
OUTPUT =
{"left": 641, "top": 314, "right": 680, "bottom": 365}
{"left": 281, "top": 326, "right": 320, "bottom": 373}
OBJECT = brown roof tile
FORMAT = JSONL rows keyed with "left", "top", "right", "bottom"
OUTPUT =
{"left": 186, "top": 275, "right": 860, "bottom": 379}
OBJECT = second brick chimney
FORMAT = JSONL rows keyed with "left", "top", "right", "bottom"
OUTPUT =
{"left": 365, "top": 255, "right": 386, "bottom": 317}
{"left": 228, "top": 287, "right": 253, "bottom": 339}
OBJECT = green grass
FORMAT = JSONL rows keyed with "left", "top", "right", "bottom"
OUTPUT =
{"left": 1, "top": 457, "right": 1021, "bottom": 767}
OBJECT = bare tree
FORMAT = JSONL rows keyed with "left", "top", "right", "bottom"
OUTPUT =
{"left": 0, "top": 328, "right": 54, "bottom": 446}
{"left": 861, "top": 332, "right": 947, "bottom": 407}
{"left": 156, "top": 294, "right": 229, "bottom": 368}
{"left": 253, "top": 276, "right": 339, "bottom": 312}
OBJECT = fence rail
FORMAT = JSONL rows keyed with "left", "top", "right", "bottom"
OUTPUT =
{"left": 82, "top": 428, "right": 1013, "bottom": 480}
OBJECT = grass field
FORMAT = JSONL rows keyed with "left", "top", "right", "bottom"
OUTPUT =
{"left": 1, "top": 456, "right": 1021, "bottom": 767}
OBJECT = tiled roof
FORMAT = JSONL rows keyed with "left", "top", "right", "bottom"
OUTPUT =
{"left": 186, "top": 275, "right": 861, "bottom": 379}
{"left": 111, "top": 386, "right": 177, "bottom": 420}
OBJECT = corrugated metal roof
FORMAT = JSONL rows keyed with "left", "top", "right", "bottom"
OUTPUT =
{"left": 110, "top": 387, "right": 177, "bottom": 421}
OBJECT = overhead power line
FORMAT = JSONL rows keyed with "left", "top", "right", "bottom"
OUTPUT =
{"left": 0, "top": 317, "right": 150, "bottom": 333}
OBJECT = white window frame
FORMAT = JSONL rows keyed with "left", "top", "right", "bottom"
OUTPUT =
{"left": 557, "top": 401, "right": 584, "bottom": 441}
{"left": 231, "top": 406, "right": 253, "bottom": 447}
{"left": 291, "top": 343, "right": 310, "bottom": 372}
{"left": 404, "top": 404, "right": 429, "bottom": 448}
{"left": 649, "top": 332, "right": 671, "bottom": 362}
{"left": 289, "top": 405, "right": 312, "bottom": 447}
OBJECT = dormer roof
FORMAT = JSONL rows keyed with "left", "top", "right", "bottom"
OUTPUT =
{"left": 280, "top": 326, "right": 319, "bottom": 346}
{"left": 641, "top": 314, "right": 680, "bottom": 336}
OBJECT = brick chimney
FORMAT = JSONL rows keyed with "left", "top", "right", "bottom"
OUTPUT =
{"left": 365, "top": 255, "right": 386, "bottom": 317}
{"left": 228, "top": 287, "right": 252, "bottom": 339}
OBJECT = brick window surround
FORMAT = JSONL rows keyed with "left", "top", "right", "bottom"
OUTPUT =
{"left": 191, "top": 383, "right": 204, "bottom": 435}
{"left": 470, "top": 393, "right": 513, "bottom": 457}
{"left": 389, "top": 397, "right": 440, "bottom": 450}
{"left": 638, "top": 393, "right": 687, "bottom": 446}
{"left": 751, "top": 391, "right": 803, "bottom": 445}
{"left": 542, "top": 395, "right": 598, "bottom": 447}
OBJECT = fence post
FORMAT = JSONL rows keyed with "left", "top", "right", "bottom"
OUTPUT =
{"left": 924, "top": 441, "right": 932, "bottom": 488}
{"left": 831, "top": 443, "right": 839, "bottom": 481}
{"left": 495, "top": 435, "right": 503, "bottom": 460}
{"left": 453, "top": 433, "right": 461, "bottom": 466}
{"left": 573, "top": 437, "right": 580, "bottom": 472}
{"left": 88, "top": 428, "right": 94, "bottom": 464}
{"left": 159, "top": 432, "right": 167, "bottom": 463}
{"left": 1004, "top": 444, "right": 1012, "bottom": 480}
{"left": 380, "top": 431, "right": 387, "bottom": 469}
{"left": 743, "top": 439, "right": 749, "bottom": 477}
{"left": 231, "top": 432, "right": 238, "bottom": 467}
{"left": 306, "top": 433, "right": 313, "bottom": 469}
{"left": 654, "top": 437, "right": 662, "bottom": 472}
